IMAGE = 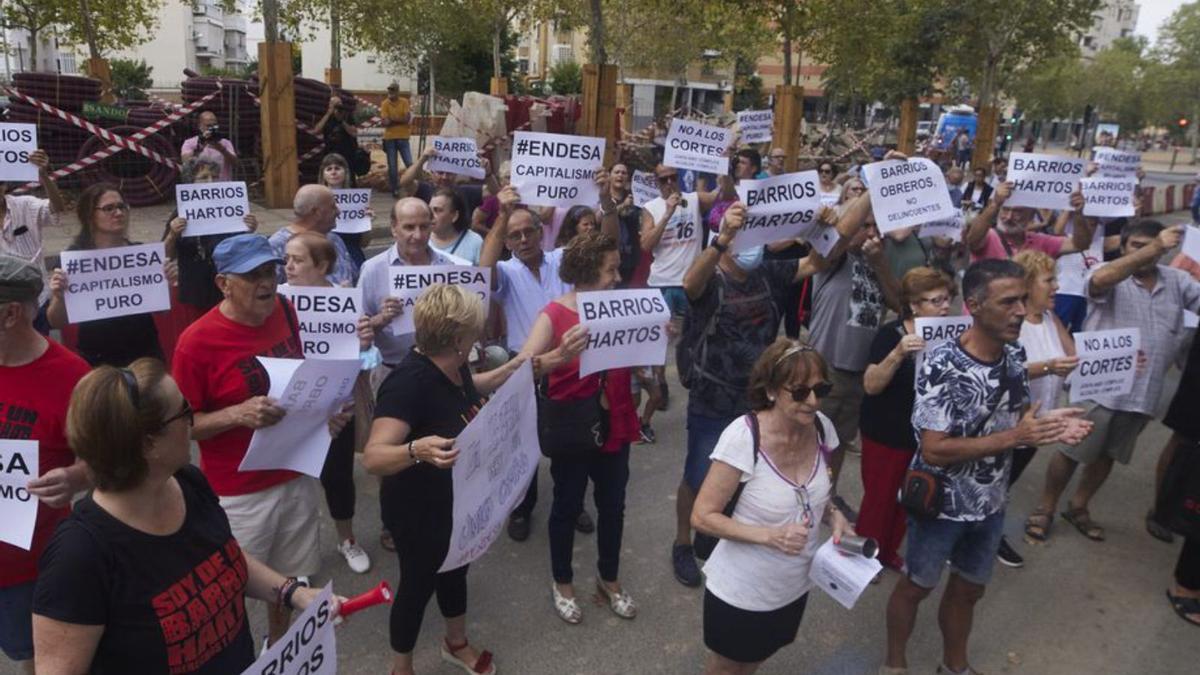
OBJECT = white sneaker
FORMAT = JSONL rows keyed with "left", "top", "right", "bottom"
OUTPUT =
{"left": 338, "top": 538, "right": 371, "bottom": 574}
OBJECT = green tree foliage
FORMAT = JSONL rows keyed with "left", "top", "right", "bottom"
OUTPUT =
{"left": 548, "top": 60, "right": 582, "bottom": 95}
{"left": 110, "top": 58, "right": 154, "bottom": 100}
{"left": 2, "top": 0, "right": 70, "bottom": 70}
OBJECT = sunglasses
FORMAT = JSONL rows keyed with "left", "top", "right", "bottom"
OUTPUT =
{"left": 787, "top": 382, "right": 833, "bottom": 402}
{"left": 819, "top": 168, "right": 834, "bottom": 175}
{"left": 98, "top": 203, "right": 130, "bottom": 214}
{"left": 162, "top": 399, "right": 194, "bottom": 427}
{"left": 656, "top": 174, "right": 679, "bottom": 184}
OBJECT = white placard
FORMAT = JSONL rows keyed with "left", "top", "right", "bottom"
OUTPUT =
{"left": 1182, "top": 225, "right": 1200, "bottom": 263}
{"left": 241, "top": 583, "right": 337, "bottom": 675}
{"left": 1185, "top": 310, "right": 1199, "bottom": 329}
{"left": 1007, "top": 153, "right": 1085, "bottom": 210}
{"left": 663, "top": 118, "right": 734, "bottom": 174}
{"left": 332, "top": 188, "right": 373, "bottom": 234}
{"left": 278, "top": 284, "right": 363, "bottom": 359}
{"left": 737, "top": 109, "right": 774, "bottom": 144}
{"left": 862, "top": 158, "right": 956, "bottom": 234}
{"left": 808, "top": 224, "right": 840, "bottom": 257}
{"left": 510, "top": 131, "right": 604, "bottom": 208}
{"left": 59, "top": 243, "right": 170, "bottom": 323}
{"left": 914, "top": 316, "right": 973, "bottom": 349}
{"left": 732, "top": 171, "right": 822, "bottom": 253}
{"left": 1080, "top": 176, "right": 1136, "bottom": 218}
{"left": 428, "top": 136, "right": 485, "bottom": 179}
{"left": 239, "top": 357, "right": 360, "bottom": 478}
{"left": 577, "top": 289, "right": 671, "bottom": 377}
{"left": 1055, "top": 226, "right": 1104, "bottom": 298}
{"left": 809, "top": 537, "right": 882, "bottom": 610}
{"left": 441, "top": 360, "right": 540, "bottom": 572}
{"left": 1092, "top": 147, "right": 1140, "bottom": 177}
{"left": 631, "top": 170, "right": 660, "bottom": 207}
{"left": 387, "top": 265, "right": 490, "bottom": 336}
{"left": 0, "top": 440, "right": 38, "bottom": 550}
{"left": 176, "top": 181, "right": 251, "bottom": 237}
{"left": 919, "top": 211, "right": 965, "bottom": 242}
{"left": 1069, "top": 328, "right": 1140, "bottom": 404}
{"left": 0, "top": 123, "right": 38, "bottom": 182}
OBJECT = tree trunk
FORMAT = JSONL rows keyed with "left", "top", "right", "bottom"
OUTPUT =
{"left": 28, "top": 27, "right": 39, "bottom": 71}
{"left": 492, "top": 23, "right": 502, "bottom": 80}
{"left": 330, "top": 3, "right": 340, "bottom": 69}
{"left": 263, "top": 0, "right": 279, "bottom": 43}
{"left": 77, "top": 0, "right": 100, "bottom": 60}
{"left": 782, "top": 35, "right": 793, "bottom": 86}
{"left": 589, "top": 0, "right": 606, "bottom": 64}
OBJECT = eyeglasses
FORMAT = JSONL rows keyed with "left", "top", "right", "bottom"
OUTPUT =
{"left": 795, "top": 485, "right": 814, "bottom": 525}
{"left": 98, "top": 203, "right": 130, "bottom": 214}
{"left": 819, "top": 168, "right": 834, "bottom": 175}
{"left": 846, "top": 186, "right": 866, "bottom": 193}
{"left": 656, "top": 174, "right": 679, "bottom": 184}
{"left": 505, "top": 228, "right": 540, "bottom": 242}
{"left": 162, "top": 399, "right": 194, "bottom": 427}
{"left": 770, "top": 155, "right": 786, "bottom": 161}
{"left": 918, "top": 294, "right": 952, "bottom": 307}
{"left": 786, "top": 382, "right": 833, "bottom": 402}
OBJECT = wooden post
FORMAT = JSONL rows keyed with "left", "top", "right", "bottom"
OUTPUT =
{"left": 723, "top": 91, "right": 734, "bottom": 114}
{"left": 773, "top": 85, "right": 803, "bottom": 171}
{"left": 580, "top": 64, "right": 619, "bottom": 165}
{"left": 897, "top": 98, "right": 918, "bottom": 155}
{"left": 490, "top": 77, "right": 509, "bottom": 96}
{"left": 616, "top": 83, "right": 633, "bottom": 138}
{"left": 972, "top": 105, "right": 999, "bottom": 170}
{"left": 86, "top": 57, "right": 115, "bottom": 104}
{"left": 324, "top": 68, "right": 342, "bottom": 86}
{"left": 259, "top": 41, "right": 299, "bottom": 208}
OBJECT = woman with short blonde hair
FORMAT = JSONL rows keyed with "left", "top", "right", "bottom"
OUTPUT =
{"left": 412, "top": 284, "right": 486, "bottom": 356}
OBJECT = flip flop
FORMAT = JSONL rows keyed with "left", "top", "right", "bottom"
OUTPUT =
{"left": 1061, "top": 507, "right": 1105, "bottom": 541}
{"left": 1166, "top": 590, "right": 1200, "bottom": 627}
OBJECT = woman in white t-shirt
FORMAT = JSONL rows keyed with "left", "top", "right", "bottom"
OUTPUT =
{"left": 691, "top": 338, "right": 853, "bottom": 673}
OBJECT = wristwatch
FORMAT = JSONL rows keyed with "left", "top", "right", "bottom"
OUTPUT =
{"left": 710, "top": 240, "right": 728, "bottom": 254}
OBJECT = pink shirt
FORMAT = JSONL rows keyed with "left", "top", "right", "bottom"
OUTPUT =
{"left": 971, "top": 228, "right": 1065, "bottom": 262}
{"left": 180, "top": 136, "right": 237, "bottom": 181}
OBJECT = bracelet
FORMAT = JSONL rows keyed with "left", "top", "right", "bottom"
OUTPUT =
{"left": 408, "top": 440, "right": 421, "bottom": 463}
{"left": 710, "top": 240, "right": 728, "bottom": 254}
{"left": 277, "top": 577, "right": 298, "bottom": 609}
{"left": 1043, "top": 362, "right": 1051, "bottom": 375}
{"left": 281, "top": 576, "right": 307, "bottom": 610}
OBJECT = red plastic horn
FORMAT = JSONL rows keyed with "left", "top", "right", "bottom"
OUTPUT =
{"left": 339, "top": 581, "right": 393, "bottom": 618}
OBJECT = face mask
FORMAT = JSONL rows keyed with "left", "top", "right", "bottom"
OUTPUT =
{"left": 733, "top": 246, "right": 764, "bottom": 271}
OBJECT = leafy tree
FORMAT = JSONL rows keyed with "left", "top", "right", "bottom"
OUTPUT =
{"left": 548, "top": 60, "right": 582, "bottom": 94}
{"left": 1150, "top": 1, "right": 1200, "bottom": 152}
{"left": 2, "top": 0, "right": 69, "bottom": 70}
{"left": 110, "top": 58, "right": 153, "bottom": 100}
{"left": 66, "top": 0, "right": 163, "bottom": 60}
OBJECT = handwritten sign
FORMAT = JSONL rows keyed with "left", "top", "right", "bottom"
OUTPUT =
{"left": 663, "top": 118, "right": 734, "bottom": 174}
{"left": 737, "top": 109, "right": 774, "bottom": 144}
{"left": 240, "top": 584, "right": 337, "bottom": 675}
{"left": 59, "top": 243, "right": 170, "bottom": 323}
{"left": 733, "top": 171, "right": 822, "bottom": 252}
{"left": 176, "top": 181, "right": 251, "bottom": 237}
{"left": 240, "top": 357, "right": 360, "bottom": 478}
{"left": 577, "top": 289, "right": 671, "bottom": 377}
{"left": 441, "top": 360, "right": 539, "bottom": 572}
{"left": 862, "top": 158, "right": 956, "bottom": 234}
{"left": 0, "top": 440, "right": 38, "bottom": 550}
{"left": 387, "top": 265, "right": 490, "bottom": 336}
{"left": 428, "top": 136, "right": 485, "bottom": 179}
{"left": 1092, "top": 147, "right": 1140, "bottom": 177}
{"left": 631, "top": 170, "right": 660, "bottom": 207}
{"left": 278, "top": 285, "right": 363, "bottom": 359}
{"left": 1070, "top": 328, "right": 1139, "bottom": 403}
{"left": 0, "top": 123, "right": 38, "bottom": 182}
{"left": 1081, "top": 176, "right": 1136, "bottom": 218}
{"left": 1007, "top": 153, "right": 1085, "bottom": 210}
{"left": 510, "top": 131, "right": 604, "bottom": 208}
{"left": 332, "top": 188, "right": 372, "bottom": 234}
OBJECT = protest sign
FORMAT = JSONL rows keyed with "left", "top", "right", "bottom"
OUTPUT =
{"left": 577, "top": 289, "right": 671, "bottom": 377}
{"left": 1070, "top": 328, "right": 1140, "bottom": 403}
{"left": 387, "top": 265, "right": 490, "bottom": 335}
{"left": 240, "top": 357, "right": 360, "bottom": 478}
{"left": 441, "top": 361, "right": 539, "bottom": 572}
{"left": 0, "top": 123, "right": 38, "bottom": 182}
{"left": 919, "top": 211, "right": 966, "bottom": 242}
{"left": 810, "top": 537, "right": 882, "bottom": 610}
{"left": 914, "top": 316, "right": 973, "bottom": 390}
{"left": 808, "top": 223, "right": 841, "bottom": 257}
{"left": 737, "top": 109, "right": 774, "bottom": 144}
{"left": 0, "top": 440, "right": 38, "bottom": 550}
{"left": 176, "top": 181, "right": 251, "bottom": 237}
{"left": 733, "top": 171, "right": 822, "bottom": 252}
{"left": 1186, "top": 310, "right": 1199, "bottom": 329}
{"left": 1095, "top": 123, "right": 1120, "bottom": 142}
{"left": 1092, "top": 147, "right": 1140, "bottom": 177}
{"left": 1182, "top": 225, "right": 1200, "bottom": 263}
{"left": 241, "top": 584, "right": 337, "bottom": 675}
{"left": 862, "top": 158, "right": 956, "bottom": 234}
{"left": 1007, "top": 153, "right": 1085, "bottom": 211}
{"left": 278, "top": 285, "right": 363, "bottom": 359}
{"left": 59, "top": 243, "right": 170, "bottom": 323}
{"left": 1080, "top": 176, "right": 1136, "bottom": 218}
{"left": 510, "top": 131, "right": 604, "bottom": 208}
{"left": 663, "top": 118, "right": 734, "bottom": 174}
{"left": 427, "top": 136, "right": 486, "bottom": 179}
{"left": 332, "top": 188, "right": 373, "bottom": 234}
{"left": 631, "top": 170, "right": 660, "bottom": 207}
{"left": 1055, "top": 226, "right": 1104, "bottom": 297}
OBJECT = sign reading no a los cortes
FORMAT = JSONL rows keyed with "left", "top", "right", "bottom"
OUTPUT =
{"left": 176, "top": 181, "right": 251, "bottom": 237}
{"left": 510, "top": 131, "right": 605, "bottom": 209}
{"left": 663, "top": 118, "right": 734, "bottom": 174}
{"left": 59, "top": 243, "right": 171, "bottom": 323}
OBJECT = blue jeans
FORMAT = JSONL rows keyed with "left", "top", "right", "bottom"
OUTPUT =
{"left": 684, "top": 412, "right": 739, "bottom": 492}
{"left": 0, "top": 581, "right": 35, "bottom": 661}
{"left": 383, "top": 138, "right": 412, "bottom": 193}
{"left": 905, "top": 511, "right": 1005, "bottom": 589}
{"left": 549, "top": 445, "right": 630, "bottom": 583}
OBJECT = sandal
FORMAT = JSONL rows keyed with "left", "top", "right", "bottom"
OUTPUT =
{"left": 1024, "top": 508, "right": 1053, "bottom": 542}
{"left": 595, "top": 579, "right": 638, "bottom": 619}
{"left": 380, "top": 529, "right": 396, "bottom": 552}
{"left": 1145, "top": 509, "right": 1175, "bottom": 543}
{"left": 1166, "top": 590, "right": 1200, "bottom": 627}
{"left": 1061, "top": 507, "right": 1105, "bottom": 541}
{"left": 440, "top": 637, "right": 496, "bottom": 674}
{"left": 551, "top": 583, "right": 582, "bottom": 624}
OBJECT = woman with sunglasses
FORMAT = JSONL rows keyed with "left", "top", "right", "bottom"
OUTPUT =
{"left": 692, "top": 337, "right": 851, "bottom": 674}
{"left": 858, "top": 267, "right": 956, "bottom": 572}
{"left": 46, "top": 183, "right": 167, "bottom": 366}
{"left": 32, "top": 358, "right": 339, "bottom": 674}
{"left": 817, "top": 162, "right": 841, "bottom": 208}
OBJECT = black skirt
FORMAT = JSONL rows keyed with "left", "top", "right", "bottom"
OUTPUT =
{"left": 1164, "top": 335, "right": 1200, "bottom": 442}
{"left": 703, "top": 589, "right": 809, "bottom": 664}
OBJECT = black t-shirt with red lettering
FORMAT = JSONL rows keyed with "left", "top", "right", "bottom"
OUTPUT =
{"left": 32, "top": 465, "right": 255, "bottom": 674}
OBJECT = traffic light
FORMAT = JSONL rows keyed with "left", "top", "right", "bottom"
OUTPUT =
{"left": 1180, "top": 117, "right": 1190, "bottom": 128}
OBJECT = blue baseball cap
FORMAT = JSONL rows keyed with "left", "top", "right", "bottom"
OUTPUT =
{"left": 213, "top": 234, "right": 283, "bottom": 274}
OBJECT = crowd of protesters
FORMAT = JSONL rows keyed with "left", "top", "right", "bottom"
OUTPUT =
{"left": 1, "top": 100, "right": 1199, "bottom": 675}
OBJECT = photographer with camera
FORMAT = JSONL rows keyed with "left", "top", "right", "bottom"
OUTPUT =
{"left": 180, "top": 111, "right": 238, "bottom": 181}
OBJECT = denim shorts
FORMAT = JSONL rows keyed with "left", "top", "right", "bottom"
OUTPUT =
{"left": 685, "top": 412, "right": 738, "bottom": 492}
{"left": 905, "top": 511, "right": 1005, "bottom": 589}
{"left": 658, "top": 286, "right": 689, "bottom": 318}
{"left": 0, "top": 581, "right": 35, "bottom": 661}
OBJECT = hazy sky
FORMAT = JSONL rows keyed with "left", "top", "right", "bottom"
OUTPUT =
{"left": 1136, "top": 0, "right": 1188, "bottom": 44}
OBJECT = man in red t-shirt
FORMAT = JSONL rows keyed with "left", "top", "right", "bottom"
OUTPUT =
{"left": 172, "top": 234, "right": 348, "bottom": 646}
{"left": 965, "top": 181, "right": 1096, "bottom": 262}
{"left": 0, "top": 256, "right": 90, "bottom": 673}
